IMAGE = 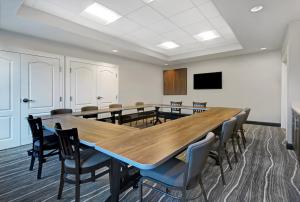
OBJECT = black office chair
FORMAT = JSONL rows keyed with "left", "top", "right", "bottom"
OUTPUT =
{"left": 50, "top": 108, "right": 73, "bottom": 115}
{"left": 135, "top": 102, "right": 145, "bottom": 125}
{"left": 163, "top": 101, "right": 183, "bottom": 122}
{"left": 193, "top": 101, "right": 207, "bottom": 114}
{"left": 55, "top": 123, "right": 111, "bottom": 202}
{"left": 27, "top": 115, "right": 59, "bottom": 179}
{"left": 170, "top": 101, "right": 183, "bottom": 114}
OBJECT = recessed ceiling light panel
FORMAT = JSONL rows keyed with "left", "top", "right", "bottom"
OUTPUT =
{"left": 194, "top": 30, "right": 220, "bottom": 41}
{"left": 250, "top": 5, "right": 264, "bottom": 13}
{"left": 112, "top": 49, "right": 119, "bottom": 52}
{"left": 260, "top": 47, "right": 267, "bottom": 50}
{"left": 158, "top": 41, "right": 179, "bottom": 50}
{"left": 143, "top": 0, "right": 155, "bottom": 3}
{"left": 82, "top": 2, "right": 121, "bottom": 25}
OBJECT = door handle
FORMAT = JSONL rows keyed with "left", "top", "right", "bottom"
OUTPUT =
{"left": 23, "top": 98, "right": 34, "bottom": 103}
{"left": 97, "top": 96, "right": 103, "bottom": 100}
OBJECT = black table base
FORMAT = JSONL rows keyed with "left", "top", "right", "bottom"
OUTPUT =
{"left": 106, "top": 158, "right": 141, "bottom": 202}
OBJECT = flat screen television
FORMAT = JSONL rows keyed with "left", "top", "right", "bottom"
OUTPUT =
{"left": 193, "top": 72, "right": 222, "bottom": 89}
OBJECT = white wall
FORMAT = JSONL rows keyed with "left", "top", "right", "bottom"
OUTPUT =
{"left": 163, "top": 51, "right": 282, "bottom": 123}
{"left": 281, "top": 62, "right": 288, "bottom": 129}
{"left": 283, "top": 21, "right": 300, "bottom": 144}
{"left": 0, "top": 30, "right": 283, "bottom": 125}
{"left": 0, "top": 30, "right": 163, "bottom": 105}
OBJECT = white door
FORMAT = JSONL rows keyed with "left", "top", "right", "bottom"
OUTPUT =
{"left": 70, "top": 61, "right": 97, "bottom": 111}
{"left": 20, "top": 54, "right": 62, "bottom": 145}
{"left": 0, "top": 51, "right": 21, "bottom": 150}
{"left": 97, "top": 66, "right": 118, "bottom": 108}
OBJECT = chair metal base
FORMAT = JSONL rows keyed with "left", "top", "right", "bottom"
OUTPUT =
{"left": 139, "top": 176, "right": 208, "bottom": 202}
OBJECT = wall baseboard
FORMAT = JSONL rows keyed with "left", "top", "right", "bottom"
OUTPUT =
{"left": 286, "top": 143, "right": 294, "bottom": 150}
{"left": 246, "top": 121, "right": 281, "bottom": 127}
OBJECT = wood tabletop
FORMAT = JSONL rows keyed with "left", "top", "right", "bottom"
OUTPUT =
{"left": 72, "top": 104, "right": 156, "bottom": 117}
{"left": 43, "top": 106, "right": 240, "bottom": 169}
{"left": 94, "top": 107, "right": 241, "bottom": 169}
{"left": 42, "top": 115, "right": 138, "bottom": 147}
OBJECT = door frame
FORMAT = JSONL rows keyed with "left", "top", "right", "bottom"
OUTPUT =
{"left": 65, "top": 57, "right": 119, "bottom": 109}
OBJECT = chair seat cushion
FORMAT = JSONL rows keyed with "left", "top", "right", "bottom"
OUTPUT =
{"left": 140, "top": 158, "right": 186, "bottom": 188}
{"left": 34, "top": 130, "right": 58, "bottom": 150}
{"left": 65, "top": 149, "right": 110, "bottom": 169}
{"left": 43, "top": 129, "right": 58, "bottom": 142}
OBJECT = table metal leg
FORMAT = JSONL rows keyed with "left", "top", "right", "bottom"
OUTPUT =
{"left": 107, "top": 158, "right": 121, "bottom": 202}
{"left": 154, "top": 107, "right": 162, "bottom": 125}
{"left": 111, "top": 112, "right": 116, "bottom": 124}
{"left": 118, "top": 111, "right": 123, "bottom": 125}
{"left": 106, "top": 158, "right": 141, "bottom": 202}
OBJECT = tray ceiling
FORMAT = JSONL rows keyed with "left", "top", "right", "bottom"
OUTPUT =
{"left": 22, "top": 0, "right": 242, "bottom": 58}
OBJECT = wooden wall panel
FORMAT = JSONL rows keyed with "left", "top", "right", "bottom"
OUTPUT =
{"left": 163, "top": 70, "right": 175, "bottom": 95}
{"left": 163, "top": 68, "right": 187, "bottom": 95}
{"left": 174, "top": 68, "right": 187, "bottom": 95}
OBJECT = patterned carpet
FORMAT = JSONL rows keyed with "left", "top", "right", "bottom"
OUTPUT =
{"left": 0, "top": 125, "right": 299, "bottom": 202}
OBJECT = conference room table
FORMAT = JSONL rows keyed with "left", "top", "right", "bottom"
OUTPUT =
{"left": 71, "top": 104, "right": 206, "bottom": 124}
{"left": 42, "top": 104, "right": 241, "bottom": 202}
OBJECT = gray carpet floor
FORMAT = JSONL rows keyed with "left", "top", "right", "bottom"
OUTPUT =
{"left": 0, "top": 124, "right": 299, "bottom": 202}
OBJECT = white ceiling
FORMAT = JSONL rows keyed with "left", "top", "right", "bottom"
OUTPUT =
{"left": 21, "top": 0, "right": 241, "bottom": 57}
{"left": 0, "top": 0, "right": 300, "bottom": 65}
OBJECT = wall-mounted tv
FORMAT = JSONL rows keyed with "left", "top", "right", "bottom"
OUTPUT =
{"left": 193, "top": 72, "right": 222, "bottom": 89}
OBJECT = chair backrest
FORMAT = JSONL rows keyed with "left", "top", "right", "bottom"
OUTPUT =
{"left": 136, "top": 102, "right": 144, "bottom": 106}
{"left": 27, "top": 115, "right": 43, "bottom": 143}
{"left": 51, "top": 108, "right": 73, "bottom": 116}
{"left": 81, "top": 106, "right": 98, "bottom": 119}
{"left": 109, "top": 104, "right": 122, "bottom": 109}
{"left": 136, "top": 102, "right": 144, "bottom": 112}
{"left": 185, "top": 132, "right": 215, "bottom": 187}
{"left": 220, "top": 117, "right": 237, "bottom": 145}
{"left": 55, "top": 123, "right": 80, "bottom": 163}
{"left": 81, "top": 106, "right": 98, "bottom": 111}
{"left": 170, "top": 101, "right": 182, "bottom": 113}
{"left": 193, "top": 102, "right": 207, "bottom": 114}
{"left": 234, "top": 111, "right": 247, "bottom": 131}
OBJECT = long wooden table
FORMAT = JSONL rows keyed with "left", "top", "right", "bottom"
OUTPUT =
{"left": 64, "top": 104, "right": 206, "bottom": 117}
{"left": 42, "top": 115, "right": 138, "bottom": 145}
{"left": 42, "top": 105, "right": 240, "bottom": 202}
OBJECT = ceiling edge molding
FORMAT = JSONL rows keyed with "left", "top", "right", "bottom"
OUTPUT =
{"left": 0, "top": 28, "right": 165, "bottom": 67}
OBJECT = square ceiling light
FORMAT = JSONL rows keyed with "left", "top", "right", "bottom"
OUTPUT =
{"left": 194, "top": 30, "right": 220, "bottom": 41}
{"left": 157, "top": 41, "right": 180, "bottom": 49}
{"left": 143, "top": 0, "right": 155, "bottom": 3}
{"left": 82, "top": 2, "right": 121, "bottom": 25}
